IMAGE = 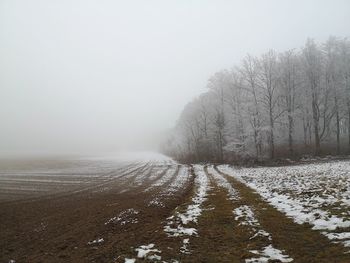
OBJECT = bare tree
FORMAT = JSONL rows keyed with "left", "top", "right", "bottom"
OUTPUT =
{"left": 256, "top": 50, "right": 282, "bottom": 159}
{"left": 226, "top": 69, "right": 247, "bottom": 154}
{"left": 208, "top": 71, "right": 229, "bottom": 162}
{"left": 279, "top": 50, "right": 300, "bottom": 155}
{"left": 323, "top": 37, "right": 343, "bottom": 153}
{"left": 338, "top": 38, "right": 350, "bottom": 153}
{"left": 302, "top": 39, "right": 324, "bottom": 155}
{"left": 240, "top": 55, "right": 263, "bottom": 159}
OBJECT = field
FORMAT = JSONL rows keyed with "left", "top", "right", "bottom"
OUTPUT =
{"left": 1, "top": 154, "right": 350, "bottom": 263}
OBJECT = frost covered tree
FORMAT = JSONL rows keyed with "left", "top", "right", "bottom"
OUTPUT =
{"left": 279, "top": 50, "right": 300, "bottom": 155}
{"left": 164, "top": 37, "right": 350, "bottom": 163}
{"left": 337, "top": 38, "right": 350, "bottom": 153}
{"left": 224, "top": 69, "right": 247, "bottom": 157}
{"left": 256, "top": 50, "right": 282, "bottom": 159}
{"left": 301, "top": 39, "right": 330, "bottom": 155}
{"left": 208, "top": 71, "right": 229, "bottom": 162}
{"left": 240, "top": 55, "right": 263, "bottom": 159}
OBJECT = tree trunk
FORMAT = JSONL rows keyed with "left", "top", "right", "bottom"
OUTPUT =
{"left": 303, "top": 126, "right": 307, "bottom": 147}
{"left": 347, "top": 74, "right": 350, "bottom": 153}
{"left": 308, "top": 123, "right": 312, "bottom": 147}
{"left": 254, "top": 129, "right": 259, "bottom": 158}
{"left": 269, "top": 108, "right": 275, "bottom": 159}
{"left": 336, "top": 111, "right": 340, "bottom": 155}
{"left": 252, "top": 115, "right": 261, "bottom": 160}
{"left": 303, "top": 115, "right": 308, "bottom": 148}
{"left": 314, "top": 123, "right": 321, "bottom": 155}
{"left": 218, "top": 130, "right": 224, "bottom": 162}
{"left": 335, "top": 96, "right": 340, "bottom": 155}
{"left": 270, "top": 129, "right": 274, "bottom": 159}
{"left": 288, "top": 110, "right": 294, "bottom": 156}
{"left": 312, "top": 100, "right": 321, "bottom": 155}
{"left": 348, "top": 104, "right": 350, "bottom": 153}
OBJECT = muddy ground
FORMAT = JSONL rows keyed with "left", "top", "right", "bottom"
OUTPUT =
{"left": 0, "top": 158, "right": 349, "bottom": 263}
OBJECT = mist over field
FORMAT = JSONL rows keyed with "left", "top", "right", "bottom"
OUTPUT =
{"left": 1, "top": 0, "right": 349, "bottom": 157}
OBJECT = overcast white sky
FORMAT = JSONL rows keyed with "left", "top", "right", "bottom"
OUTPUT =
{"left": 0, "top": 0, "right": 349, "bottom": 156}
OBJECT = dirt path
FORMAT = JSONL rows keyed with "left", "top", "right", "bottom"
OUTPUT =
{"left": 185, "top": 166, "right": 246, "bottom": 262}
{"left": 183, "top": 166, "right": 292, "bottom": 263}
{"left": 214, "top": 165, "right": 350, "bottom": 263}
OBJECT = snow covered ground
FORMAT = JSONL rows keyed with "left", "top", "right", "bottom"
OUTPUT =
{"left": 218, "top": 160, "right": 350, "bottom": 250}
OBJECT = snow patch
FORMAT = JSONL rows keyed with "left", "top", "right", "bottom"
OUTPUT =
{"left": 180, "top": 238, "right": 191, "bottom": 254}
{"left": 105, "top": 208, "right": 139, "bottom": 226}
{"left": 246, "top": 245, "right": 293, "bottom": 263}
{"left": 135, "top": 244, "right": 161, "bottom": 260}
{"left": 234, "top": 205, "right": 259, "bottom": 227}
{"left": 164, "top": 165, "right": 209, "bottom": 237}
{"left": 87, "top": 238, "right": 104, "bottom": 245}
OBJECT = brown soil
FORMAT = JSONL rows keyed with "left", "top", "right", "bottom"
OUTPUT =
{"left": 1, "top": 161, "right": 350, "bottom": 263}
{"left": 0, "top": 163, "right": 194, "bottom": 263}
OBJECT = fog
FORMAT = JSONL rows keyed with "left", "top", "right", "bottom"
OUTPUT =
{"left": 0, "top": 0, "right": 349, "bottom": 156}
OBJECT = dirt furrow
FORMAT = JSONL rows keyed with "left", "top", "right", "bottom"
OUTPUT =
{"left": 144, "top": 164, "right": 180, "bottom": 192}
{"left": 99, "top": 165, "right": 196, "bottom": 263}
{"left": 0, "top": 162, "right": 143, "bottom": 205}
{"left": 133, "top": 165, "right": 172, "bottom": 190}
{"left": 0, "top": 164, "right": 195, "bottom": 263}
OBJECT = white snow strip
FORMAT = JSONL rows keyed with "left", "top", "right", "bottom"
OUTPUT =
{"left": 234, "top": 205, "right": 259, "bottom": 227}
{"left": 207, "top": 165, "right": 239, "bottom": 200}
{"left": 249, "top": 230, "right": 271, "bottom": 240}
{"left": 164, "top": 164, "right": 209, "bottom": 237}
{"left": 163, "top": 165, "right": 209, "bottom": 256}
{"left": 246, "top": 245, "right": 293, "bottom": 263}
{"left": 233, "top": 205, "right": 273, "bottom": 241}
{"left": 164, "top": 224, "right": 197, "bottom": 236}
{"left": 323, "top": 232, "right": 350, "bottom": 240}
{"left": 87, "top": 238, "right": 104, "bottom": 245}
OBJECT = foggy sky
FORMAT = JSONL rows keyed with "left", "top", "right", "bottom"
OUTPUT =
{"left": 1, "top": 0, "right": 349, "bottom": 156}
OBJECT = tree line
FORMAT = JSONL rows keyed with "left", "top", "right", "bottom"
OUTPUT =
{"left": 162, "top": 37, "right": 350, "bottom": 163}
